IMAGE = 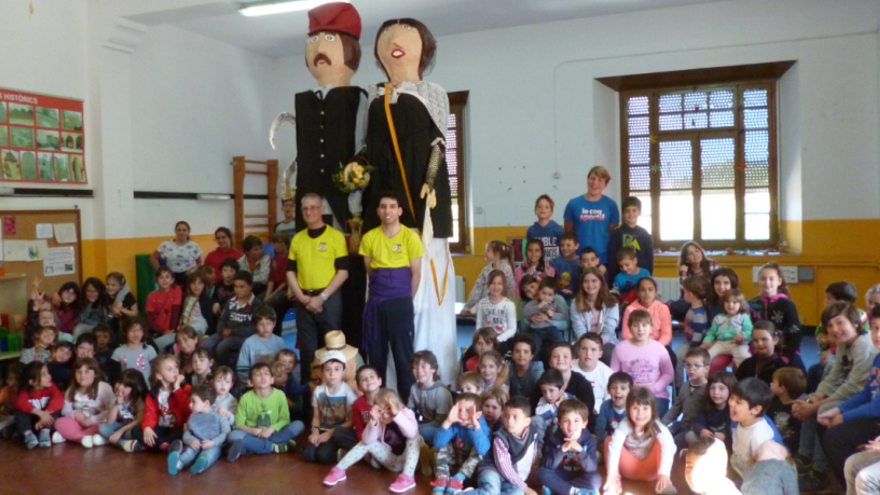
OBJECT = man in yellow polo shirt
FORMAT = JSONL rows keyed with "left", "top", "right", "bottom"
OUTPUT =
{"left": 359, "top": 192, "right": 423, "bottom": 402}
{"left": 287, "top": 192, "right": 350, "bottom": 384}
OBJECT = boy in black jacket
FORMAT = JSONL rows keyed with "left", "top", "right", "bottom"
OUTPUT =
{"left": 537, "top": 399, "right": 600, "bottom": 495}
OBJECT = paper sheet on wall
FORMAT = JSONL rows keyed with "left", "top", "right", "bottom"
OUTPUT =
{"left": 44, "top": 247, "right": 76, "bottom": 277}
{"left": 36, "top": 224, "right": 54, "bottom": 239}
{"left": 4, "top": 240, "right": 30, "bottom": 261}
{"left": 54, "top": 223, "right": 77, "bottom": 244}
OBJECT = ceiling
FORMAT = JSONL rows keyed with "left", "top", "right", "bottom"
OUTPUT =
{"left": 128, "top": 0, "right": 731, "bottom": 58}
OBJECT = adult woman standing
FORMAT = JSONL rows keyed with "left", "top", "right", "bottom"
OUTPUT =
{"left": 150, "top": 221, "right": 203, "bottom": 287}
{"left": 203, "top": 227, "right": 242, "bottom": 275}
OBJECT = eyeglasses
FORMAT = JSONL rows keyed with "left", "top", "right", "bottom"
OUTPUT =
{"left": 302, "top": 206, "right": 321, "bottom": 212}
{"left": 685, "top": 364, "right": 705, "bottom": 369}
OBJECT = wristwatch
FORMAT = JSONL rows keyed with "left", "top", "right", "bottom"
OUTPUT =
{"left": 311, "top": 427, "right": 319, "bottom": 432}
{"left": 320, "top": 292, "right": 327, "bottom": 301}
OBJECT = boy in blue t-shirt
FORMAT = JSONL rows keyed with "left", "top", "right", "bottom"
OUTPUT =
{"left": 563, "top": 166, "right": 620, "bottom": 266}
{"left": 611, "top": 248, "right": 650, "bottom": 304}
{"left": 606, "top": 196, "right": 654, "bottom": 284}
{"left": 549, "top": 232, "right": 581, "bottom": 299}
{"left": 527, "top": 194, "right": 565, "bottom": 262}
{"left": 595, "top": 372, "right": 632, "bottom": 443}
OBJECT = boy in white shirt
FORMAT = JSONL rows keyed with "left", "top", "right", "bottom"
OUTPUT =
{"left": 573, "top": 333, "right": 612, "bottom": 414}
{"left": 729, "top": 377, "right": 776, "bottom": 477}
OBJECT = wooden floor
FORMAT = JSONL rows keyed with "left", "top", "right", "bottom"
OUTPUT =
{"left": 0, "top": 438, "right": 681, "bottom": 495}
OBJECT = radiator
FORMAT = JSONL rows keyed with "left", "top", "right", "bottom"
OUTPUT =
{"left": 654, "top": 277, "right": 681, "bottom": 303}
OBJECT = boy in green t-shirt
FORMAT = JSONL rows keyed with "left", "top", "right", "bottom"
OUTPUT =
{"left": 226, "top": 362, "right": 304, "bottom": 462}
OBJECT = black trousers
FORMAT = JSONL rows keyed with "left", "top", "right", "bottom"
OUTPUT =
{"left": 368, "top": 296, "right": 416, "bottom": 404}
{"left": 296, "top": 291, "right": 343, "bottom": 385}
{"left": 15, "top": 410, "right": 58, "bottom": 436}
{"left": 133, "top": 425, "right": 183, "bottom": 452}
{"left": 822, "top": 416, "right": 880, "bottom": 485}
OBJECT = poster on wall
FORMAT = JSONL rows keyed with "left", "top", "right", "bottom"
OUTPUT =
{"left": 0, "top": 88, "right": 86, "bottom": 184}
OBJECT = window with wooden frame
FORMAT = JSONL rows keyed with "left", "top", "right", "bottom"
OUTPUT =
{"left": 612, "top": 66, "right": 787, "bottom": 250}
{"left": 447, "top": 91, "right": 469, "bottom": 253}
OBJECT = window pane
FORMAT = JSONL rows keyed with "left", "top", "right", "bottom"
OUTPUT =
{"left": 709, "top": 111, "right": 734, "bottom": 127}
{"left": 744, "top": 108, "right": 768, "bottom": 128}
{"left": 628, "top": 116, "right": 649, "bottom": 136}
{"left": 628, "top": 96, "right": 649, "bottom": 115}
{"left": 659, "top": 140, "right": 692, "bottom": 189}
{"left": 629, "top": 137, "right": 650, "bottom": 165}
{"left": 709, "top": 90, "right": 733, "bottom": 109}
{"left": 659, "top": 94, "right": 682, "bottom": 113}
{"left": 659, "top": 113, "right": 682, "bottom": 131}
{"left": 701, "top": 138, "right": 735, "bottom": 189}
{"left": 745, "top": 130, "right": 769, "bottom": 188}
{"left": 684, "top": 112, "right": 708, "bottom": 129}
{"left": 745, "top": 189, "right": 770, "bottom": 213}
{"left": 743, "top": 89, "right": 767, "bottom": 107}
{"left": 745, "top": 214, "right": 770, "bottom": 240}
{"left": 448, "top": 114, "right": 456, "bottom": 127}
{"left": 629, "top": 166, "right": 650, "bottom": 191}
{"left": 701, "top": 190, "right": 736, "bottom": 240}
{"left": 635, "top": 195, "right": 652, "bottom": 234}
{"left": 660, "top": 191, "right": 693, "bottom": 241}
{"left": 684, "top": 92, "right": 707, "bottom": 112}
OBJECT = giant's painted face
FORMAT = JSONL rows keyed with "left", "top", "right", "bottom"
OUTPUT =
{"left": 306, "top": 30, "right": 353, "bottom": 86}
{"left": 376, "top": 23, "right": 422, "bottom": 83}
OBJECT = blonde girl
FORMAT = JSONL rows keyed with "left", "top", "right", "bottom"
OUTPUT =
{"left": 479, "top": 350, "right": 509, "bottom": 393}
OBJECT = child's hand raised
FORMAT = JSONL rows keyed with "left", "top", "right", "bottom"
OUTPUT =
{"left": 562, "top": 437, "right": 583, "bottom": 453}
{"left": 469, "top": 406, "right": 483, "bottom": 430}
{"left": 370, "top": 405, "right": 384, "bottom": 425}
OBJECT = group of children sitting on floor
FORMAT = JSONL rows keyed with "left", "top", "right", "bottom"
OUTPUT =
{"left": 4, "top": 190, "right": 880, "bottom": 495}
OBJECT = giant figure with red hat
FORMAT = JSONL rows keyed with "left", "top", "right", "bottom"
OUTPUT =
{"left": 349, "top": 19, "right": 458, "bottom": 387}
{"left": 270, "top": 2, "right": 368, "bottom": 363}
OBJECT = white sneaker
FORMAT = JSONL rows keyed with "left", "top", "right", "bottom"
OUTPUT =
{"left": 91, "top": 434, "right": 107, "bottom": 446}
{"left": 52, "top": 432, "right": 66, "bottom": 444}
{"left": 81, "top": 435, "right": 94, "bottom": 448}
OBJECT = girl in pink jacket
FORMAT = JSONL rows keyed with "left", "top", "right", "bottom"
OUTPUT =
{"left": 621, "top": 277, "right": 673, "bottom": 346}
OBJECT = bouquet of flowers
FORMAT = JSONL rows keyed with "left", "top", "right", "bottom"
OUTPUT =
{"left": 333, "top": 162, "right": 371, "bottom": 193}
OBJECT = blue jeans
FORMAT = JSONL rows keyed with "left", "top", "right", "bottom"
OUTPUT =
{"left": 420, "top": 424, "right": 440, "bottom": 447}
{"left": 179, "top": 445, "right": 222, "bottom": 470}
{"left": 656, "top": 398, "right": 670, "bottom": 419}
{"left": 227, "top": 421, "right": 304, "bottom": 454}
{"left": 537, "top": 466, "right": 601, "bottom": 494}
{"left": 472, "top": 469, "right": 524, "bottom": 495}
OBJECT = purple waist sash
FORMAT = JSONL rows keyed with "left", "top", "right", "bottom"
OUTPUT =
{"left": 362, "top": 267, "right": 412, "bottom": 352}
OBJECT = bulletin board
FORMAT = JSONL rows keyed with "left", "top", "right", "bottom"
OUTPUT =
{"left": 0, "top": 209, "right": 82, "bottom": 296}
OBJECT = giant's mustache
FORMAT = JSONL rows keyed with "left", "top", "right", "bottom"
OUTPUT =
{"left": 313, "top": 53, "right": 332, "bottom": 66}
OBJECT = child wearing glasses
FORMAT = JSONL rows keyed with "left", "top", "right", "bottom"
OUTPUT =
{"left": 661, "top": 347, "right": 710, "bottom": 448}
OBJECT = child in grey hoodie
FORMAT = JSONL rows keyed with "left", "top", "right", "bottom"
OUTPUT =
{"left": 167, "top": 384, "right": 230, "bottom": 475}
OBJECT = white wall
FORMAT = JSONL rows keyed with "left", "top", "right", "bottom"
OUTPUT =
{"left": 266, "top": 0, "right": 880, "bottom": 228}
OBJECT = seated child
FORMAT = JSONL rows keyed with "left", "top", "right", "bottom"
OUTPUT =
{"left": 465, "top": 327, "right": 499, "bottom": 374}
{"left": 432, "top": 393, "right": 491, "bottom": 494}
{"left": 531, "top": 343, "right": 596, "bottom": 422}
{"left": 174, "top": 327, "right": 200, "bottom": 378}
{"left": 479, "top": 351, "right": 509, "bottom": 394}
{"left": 235, "top": 306, "right": 286, "bottom": 383}
{"left": 472, "top": 396, "right": 545, "bottom": 495}
{"left": 548, "top": 232, "right": 581, "bottom": 299}
{"left": 167, "top": 383, "right": 230, "bottom": 475}
{"left": 522, "top": 278, "right": 567, "bottom": 361}
{"left": 688, "top": 371, "right": 736, "bottom": 450}
{"left": 92, "top": 324, "right": 114, "bottom": 373}
{"left": 536, "top": 370, "right": 573, "bottom": 433}
{"left": 507, "top": 334, "right": 544, "bottom": 400}
{"left": 0, "top": 363, "right": 22, "bottom": 437}
{"left": 209, "top": 365, "right": 237, "bottom": 429}
{"left": 315, "top": 330, "right": 363, "bottom": 391}
{"left": 481, "top": 388, "right": 508, "bottom": 433}
{"left": 621, "top": 277, "right": 673, "bottom": 348}
{"left": 276, "top": 348, "right": 301, "bottom": 387}
{"left": 814, "top": 282, "right": 869, "bottom": 372}
{"left": 74, "top": 333, "right": 97, "bottom": 360}
{"left": 674, "top": 276, "right": 711, "bottom": 391}
{"left": 271, "top": 360, "right": 305, "bottom": 418}
{"left": 188, "top": 348, "right": 213, "bottom": 387}
{"left": 515, "top": 239, "right": 556, "bottom": 296}
{"left": 462, "top": 240, "right": 517, "bottom": 315}
{"left": 227, "top": 362, "right": 304, "bottom": 461}
{"left": 460, "top": 371, "right": 484, "bottom": 395}
{"left": 137, "top": 354, "right": 191, "bottom": 453}
{"left": 98, "top": 369, "right": 149, "bottom": 450}
{"left": 684, "top": 437, "right": 742, "bottom": 495}
{"left": 701, "top": 289, "right": 753, "bottom": 366}
{"left": 578, "top": 247, "right": 605, "bottom": 280}
{"left": 408, "top": 350, "right": 453, "bottom": 447}
{"left": 237, "top": 235, "right": 271, "bottom": 295}
{"left": 146, "top": 267, "right": 183, "bottom": 351}
{"left": 201, "top": 270, "right": 265, "bottom": 367}
{"left": 843, "top": 434, "right": 880, "bottom": 495}
{"left": 15, "top": 362, "right": 64, "bottom": 449}
{"left": 767, "top": 367, "right": 807, "bottom": 454}
{"left": 611, "top": 309, "right": 674, "bottom": 416}
{"left": 303, "top": 350, "right": 359, "bottom": 465}
{"left": 612, "top": 248, "right": 650, "bottom": 305}
{"left": 112, "top": 318, "right": 157, "bottom": 385}
{"left": 47, "top": 342, "right": 74, "bottom": 390}
{"left": 476, "top": 270, "right": 519, "bottom": 345}
{"left": 735, "top": 322, "right": 787, "bottom": 385}
{"left": 323, "top": 389, "right": 424, "bottom": 493}
{"left": 538, "top": 398, "right": 601, "bottom": 495}
{"left": 573, "top": 333, "right": 612, "bottom": 414}
{"left": 351, "top": 365, "right": 383, "bottom": 446}
{"left": 212, "top": 257, "right": 239, "bottom": 315}
{"left": 53, "top": 357, "right": 114, "bottom": 447}
{"left": 604, "top": 387, "right": 677, "bottom": 495}
{"left": 606, "top": 196, "right": 654, "bottom": 283}
{"left": 595, "top": 372, "right": 632, "bottom": 444}
{"left": 729, "top": 378, "right": 775, "bottom": 477}
{"left": 740, "top": 441, "right": 798, "bottom": 495}
{"left": 662, "top": 347, "right": 710, "bottom": 448}
{"left": 20, "top": 326, "right": 56, "bottom": 364}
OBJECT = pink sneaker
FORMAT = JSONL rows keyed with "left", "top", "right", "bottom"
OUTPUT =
{"left": 390, "top": 473, "right": 416, "bottom": 493}
{"left": 323, "top": 466, "right": 347, "bottom": 486}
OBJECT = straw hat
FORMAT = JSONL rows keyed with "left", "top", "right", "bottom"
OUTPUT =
{"left": 315, "top": 330, "right": 358, "bottom": 361}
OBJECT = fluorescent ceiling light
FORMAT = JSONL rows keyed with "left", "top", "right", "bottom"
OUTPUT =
{"left": 239, "top": 0, "right": 348, "bottom": 17}
{"left": 197, "top": 193, "right": 231, "bottom": 201}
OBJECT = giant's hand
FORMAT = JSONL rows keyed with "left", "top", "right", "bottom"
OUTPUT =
{"left": 420, "top": 184, "right": 437, "bottom": 209}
